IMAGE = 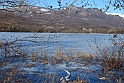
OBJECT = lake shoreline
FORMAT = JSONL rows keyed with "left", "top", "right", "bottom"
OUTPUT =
{"left": 0, "top": 31, "right": 116, "bottom": 34}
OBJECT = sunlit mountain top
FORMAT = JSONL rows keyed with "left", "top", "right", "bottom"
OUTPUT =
{"left": 106, "top": 12, "right": 124, "bottom": 18}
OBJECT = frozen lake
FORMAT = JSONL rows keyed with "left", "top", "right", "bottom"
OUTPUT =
{"left": 0, "top": 32, "right": 123, "bottom": 83}
{"left": 0, "top": 32, "right": 115, "bottom": 54}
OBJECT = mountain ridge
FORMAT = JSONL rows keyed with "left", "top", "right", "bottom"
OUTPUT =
{"left": 0, "top": 6, "right": 124, "bottom": 33}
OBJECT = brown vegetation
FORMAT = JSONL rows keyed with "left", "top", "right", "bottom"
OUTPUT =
{"left": 0, "top": 33, "right": 123, "bottom": 83}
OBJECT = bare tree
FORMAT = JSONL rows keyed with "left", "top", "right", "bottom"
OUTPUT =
{"left": 0, "top": 0, "right": 124, "bottom": 11}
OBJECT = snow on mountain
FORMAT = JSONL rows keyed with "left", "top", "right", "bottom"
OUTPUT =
{"left": 40, "top": 8, "right": 49, "bottom": 12}
{"left": 1, "top": 6, "right": 124, "bottom": 29}
{"left": 106, "top": 12, "right": 124, "bottom": 18}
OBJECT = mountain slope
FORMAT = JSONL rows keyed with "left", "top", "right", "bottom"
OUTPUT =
{"left": 0, "top": 6, "right": 124, "bottom": 33}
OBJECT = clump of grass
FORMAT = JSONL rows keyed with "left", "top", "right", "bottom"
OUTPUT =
{"left": 0, "top": 37, "right": 30, "bottom": 83}
{"left": 31, "top": 51, "right": 37, "bottom": 62}
{"left": 72, "top": 80, "right": 86, "bottom": 83}
{"left": 3, "top": 65, "right": 17, "bottom": 83}
{"left": 76, "top": 52, "right": 93, "bottom": 62}
{"left": 40, "top": 48, "right": 51, "bottom": 64}
{"left": 0, "top": 33, "right": 123, "bottom": 83}
{"left": 97, "top": 34, "right": 124, "bottom": 83}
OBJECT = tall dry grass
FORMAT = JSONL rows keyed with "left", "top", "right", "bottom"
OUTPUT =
{"left": 0, "top": 33, "right": 124, "bottom": 83}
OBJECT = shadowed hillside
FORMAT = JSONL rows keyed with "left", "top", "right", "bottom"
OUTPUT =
{"left": 0, "top": 6, "right": 124, "bottom": 33}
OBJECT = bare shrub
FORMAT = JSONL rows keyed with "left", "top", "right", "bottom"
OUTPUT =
{"left": 96, "top": 34, "right": 124, "bottom": 83}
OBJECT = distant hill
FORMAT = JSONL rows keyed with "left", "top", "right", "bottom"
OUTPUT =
{"left": 0, "top": 6, "right": 124, "bottom": 33}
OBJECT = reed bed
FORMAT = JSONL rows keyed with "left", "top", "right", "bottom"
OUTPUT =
{"left": 0, "top": 34, "right": 123, "bottom": 83}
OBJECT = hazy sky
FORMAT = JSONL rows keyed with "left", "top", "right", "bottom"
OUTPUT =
{"left": 35, "top": 0, "right": 124, "bottom": 13}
